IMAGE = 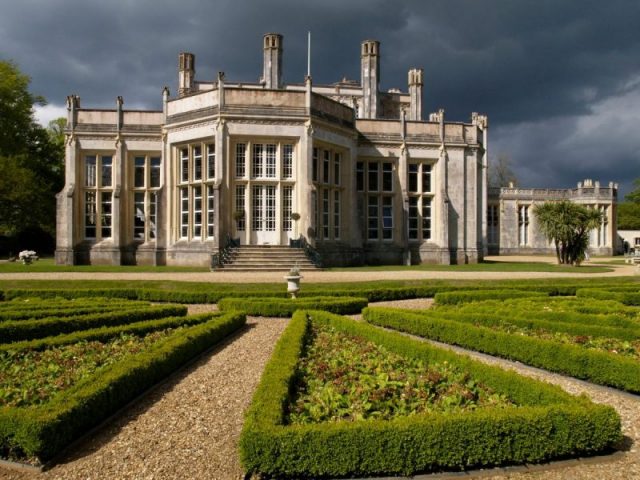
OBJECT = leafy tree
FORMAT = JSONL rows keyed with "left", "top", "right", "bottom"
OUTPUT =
{"left": 533, "top": 200, "right": 602, "bottom": 266}
{"left": 489, "top": 154, "right": 518, "bottom": 188}
{"left": 0, "top": 60, "right": 64, "bottom": 238}
{"left": 618, "top": 179, "right": 640, "bottom": 230}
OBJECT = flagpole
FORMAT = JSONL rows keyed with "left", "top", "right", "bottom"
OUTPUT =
{"left": 307, "top": 31, "right": 311, "bottom": 77}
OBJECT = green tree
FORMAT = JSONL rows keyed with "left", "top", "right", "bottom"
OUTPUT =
{"left": 533, "top": 200, "right": 602, "bottom": 266}
{"left": 0, "top": 60, "right": 64, "bottom": 237}
{"left": 618, "top": 179, "right": 640, "bottom": 230}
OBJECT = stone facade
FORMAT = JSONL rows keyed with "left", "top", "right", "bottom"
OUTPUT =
{"left": 56, "top": 33, "right": 488, "bottom": 267}
{"left": 487, "top": 179, "right": 618, "bottom": 256}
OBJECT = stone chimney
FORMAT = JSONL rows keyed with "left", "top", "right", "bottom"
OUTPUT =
{"left": 360, "top": 40, "right": 380, "bottom": 119}
{"left": 407, "top": 68, "right": 423, "bottom": 121}
{"left": 178, "top": 52, "right": 195, "bottom": 97}
{"left": 263, "top": 33, "right": 283, "bottom": 89}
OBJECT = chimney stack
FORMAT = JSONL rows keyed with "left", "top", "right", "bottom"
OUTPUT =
{"left": 263, "top": 33, "right": 283, "bottom": 89}
{"left": 408, "top": 68, "right": 423, "bottom": 121}
{"left": 178, "top": 52, "right": 195, "bottom": 97}
{"left": 360, "top": 40, "right": 380, "bottom": 119}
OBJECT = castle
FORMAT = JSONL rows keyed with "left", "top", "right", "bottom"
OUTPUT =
{"left": 55, "top": 33, "right": 489, "bottom": 266}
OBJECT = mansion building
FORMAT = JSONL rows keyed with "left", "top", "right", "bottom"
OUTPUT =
{"left": 56, "top": 33, "right": 489, "bottom": 266}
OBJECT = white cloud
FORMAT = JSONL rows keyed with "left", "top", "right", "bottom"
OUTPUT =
{"left": 33, "top": 103, "right": 67, "bottom": 127}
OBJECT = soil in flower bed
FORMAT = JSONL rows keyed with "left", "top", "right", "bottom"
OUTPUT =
{"left": 0, "top": 329, "right": 179, "bottom": 407}
{"left": 288, "top": 324, "right": 513, "bottom": 425}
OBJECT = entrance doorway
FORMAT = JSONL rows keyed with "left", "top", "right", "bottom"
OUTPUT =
{"left": 250, "top": 185, "right": 278, "bottom": 244}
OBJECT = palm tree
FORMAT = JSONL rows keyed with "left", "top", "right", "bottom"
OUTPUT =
{"left": 533, "top": 200, "right": 602, "bottom": 266}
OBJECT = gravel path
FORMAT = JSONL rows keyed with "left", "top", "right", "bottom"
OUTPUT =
{"left": 0, "top": 314, "right": 288, "bottom": 480}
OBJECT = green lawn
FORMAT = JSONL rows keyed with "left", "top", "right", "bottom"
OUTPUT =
{"left": 329, "top": 260, "right": 612, "bottom": 273}
{"left": 0, "top": 257, "right": 208, "bottom": 273}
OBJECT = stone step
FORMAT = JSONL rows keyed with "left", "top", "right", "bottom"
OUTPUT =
{"left": 220, "top": 245, "right": 320, "bottom": 271}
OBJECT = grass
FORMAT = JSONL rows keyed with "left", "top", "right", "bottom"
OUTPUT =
{"left": 329, "top": 260, "right": 612, "bottom": 273}
{"left": 0, "top": 257, "right": 208, "bottom": 273}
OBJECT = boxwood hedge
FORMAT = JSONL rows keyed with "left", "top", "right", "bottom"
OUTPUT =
{"left": 0, "top": 310, "right": 246, "bottom": 462}
{"left": 240, "top": 310, "right": 621, "bottom": 478}
{"left": 434, "top": 289, "right": 548, "bottom": 305}
{"left": 0, "top": 304, "right": 187, "bottom": 344}
{"left": 218, "top": 296, "right": 368, "bottom": 317}
{"left": 363, "top": 307, "right": 640, "bottom": 393}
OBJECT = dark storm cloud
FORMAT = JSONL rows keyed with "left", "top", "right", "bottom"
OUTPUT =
{"left": 1, "top": 0, "right": 639, "bottom": 194}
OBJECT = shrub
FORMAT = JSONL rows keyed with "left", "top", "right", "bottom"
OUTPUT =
{"left": 577, "top": 288, "right": 640, "bottom": 306}
{"left": 434, "top": 289, "right": 547, "bottom": 305}
{"left": 0, "top": 305, "right": 187, "bottom": 343}
{"left": 0, "top": 311, "right": 246, "bottom": 461}
{"left": 218, "top": 296, "right": 368, "bottom": 317}
{"left": 240, "top": 310, "right": 621, "bottom": 477}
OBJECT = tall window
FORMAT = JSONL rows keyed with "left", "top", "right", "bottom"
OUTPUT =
{"left": 362, "top": 160, "right": 398, "bottom": 241}
{"left": 283, "top": 144, "right": 293, "bottom": 179}
{"left": 407, "top": 161, "right": 434, "bottom": 242}
{"left": 207, "top": 144, "right": 215, "bottom": 179}
{"left": 235, "top": 143, "right": 246, "bottom": 178}
{"left": 518, "top": 205, "right": 529, "bottom": 246}
{"left": 334, "top": 190, "right": 340, "bottom": 239}
{"left": 322, "top": 189, "right": 330, "bottom": 239}
{"left": 356, "top": 162, "right": 364, "bottom": 191}
{"left": 283, "top": 186, "right": 293, "bottom": 232}
{"left": 265, "top": 186, "right": 276, "bottom": 231}
{"left": 323, "top": 150, "right": 330, "bottom": 184}
{"left": 251, "top": 143, "right": 277, "bottom": 179}
{"left": 176, "top": 142, "right": 216, "bottom": 240}
{"left": 312, "top": 147, "right": 318, "bottom": 182}
{"left": 367, "top": 196, "right": 379, "bottom": 240}
{"left": 266, "top": 144, "right": 277, "bottom": 178}
{"left": 252, "top": 186, "right": 263, "bottom": 231}
{"left": 487, "top": 205, "right": 499, "bottom": 245}
{"left": 84, "top": 154, "right": 113, "bottom": 240}
{"left": 334, "top": 153, "right": 341, "bottom": 186}
{"left": 235, "top": 185, "right": 246, "bottom": 231}
{"left": 132, "top": 155, "right": 161, "bottom": 241}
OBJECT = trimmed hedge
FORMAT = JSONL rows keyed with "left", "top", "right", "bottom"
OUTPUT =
{"left": 218, "top": 296, "right": 368, "bottom": 317}
{"left": 364, "top": 307, "right": 640, "bottom": 393}
{"left": 434, "top": 289, "right": 548, "bottom": 305}
{"left": 0, "top": 310, "right": 246, "bottom": 462}
{"left": 240, "top": 310, "right": 621, "bottom": 477}
{"left": 0, "top": 305, "right": 187, "bottom": 343}
{"left": 577, "top": 288, "right": 640, "bottom": 306}
{"left": 0, "top": 303, "right": 152, "bottom": 322}
{"left": 0, "top": 312, "right": 220, "bottom": 353}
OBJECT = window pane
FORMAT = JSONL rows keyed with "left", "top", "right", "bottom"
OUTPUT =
{"left": 207, "top": 144, "right": 215, "bottom": 179}
{"left": 207, "top": 185, "right": 215, "bottom": 237}
{"left": 193, "top": 146, "right": 202, "bottom": 181}
{"left": 252, "top": 144, "right": 263, "bottom": 178}
{"left": 356, "top": 162, "right": 364, "bottom": 191}
{"left": 266, "top": 144, "right": 276, "bottom": 178}
{"left": 334, "top": 153, "right": 341, "bottom": 186}
{"left": 235, "top": 185, "right": 246, "bottom": 231}
{"left": 101, "top": 192, "right": 112, "bottom": 238}
{"left": 283, "top": 144, "right": 293, "bottom": 179}
{"left": 323, "top": 150, "right": 330, "bottom": 183}
{"left": 368, "top": 162, "right": 378, "bottom": 191}
{"left": 266, "top": 186, "right": 276, "bottom": 231}
{"left": 334, "top": 190, "right": 340, "bottom": 239}
{"left": 134, "top": 156, "right": 145, "bottom": 188}
{"left": 422, "top": 197, "right": 431, "bottom": 240}
{"left": 322, "top": 189, "right": 329, "bottom": 239}
{"left": 85, "top": 156, "right": 96, "bottom": 187}
{"left": 408, "top": 164, "right": 418, "bottom": 193}
{"left": 134, "top": 191, "right": 145, "bottom": 239}
{"left": 367, "top": 195, "right": 378, "bottom": 240}
{"left": 101, "top": 156, "right": 112, "bottom": 187}
{"left": 85, "top": 191, "right": 96, "bottom": 238}
{"left": 382, "top": 162, "right": 393, "bottom": 192}
{"left": 252, "top": 186, "right": 263, "bottom": 231}
{"left": 283, "top": 186, "right": 292, "bottom": 231}
{"left": 180, "top": 188, "right": 189, "bottom": 238}
{"left": 150, "top": 157, "right": 161, "bottom": 187}
{"left": 408, "top": 197, "right": 418, "bottom": 240}
{"left": 382, "top": 196, "right": 393, "bottom": 239}
{"left": 193, "top": 186, "right": 202, "bottom": 237}
{"left": 235, "top": 143, "right": 246, "bottom": 178}
{"left": 149, "top": 192, "right": 157, "bottom": 239}
{"left": 180, "top": 148, "right": 189, "bottom": 183}
{"left": 312, "top": 147, "right": 318, "bottom": 182}
{"left": 422, "top": 164, "right": 431, "bottom": 193}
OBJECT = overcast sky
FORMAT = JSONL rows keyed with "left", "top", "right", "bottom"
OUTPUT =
{"left": 2, "top": 0, "right": 639, "bottom": 195}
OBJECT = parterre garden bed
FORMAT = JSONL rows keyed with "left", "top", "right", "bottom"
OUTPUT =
{"left": 240, "top": 310, "right": 622, "bottom": 478}
{"left": 0, "top": 296, "right": 246, "bottom": 464}
{"left": 365, "top": 287, "right": 640, "bottom": 393}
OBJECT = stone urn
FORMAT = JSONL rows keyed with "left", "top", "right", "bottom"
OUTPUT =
{"left": 284, "top": 265, "right": 302, "bottom": 298}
